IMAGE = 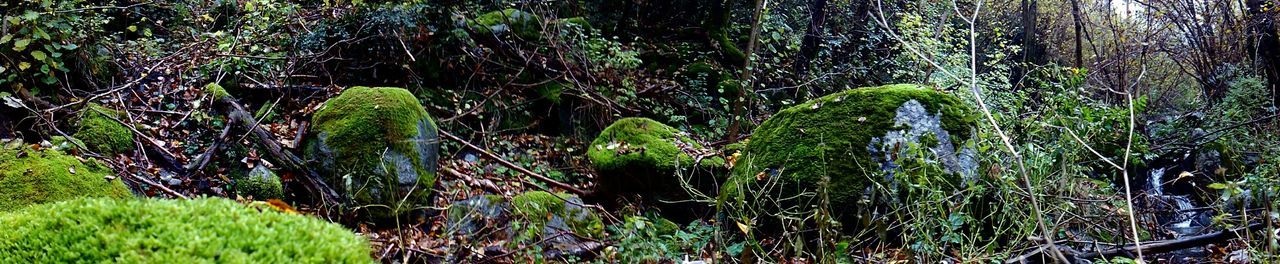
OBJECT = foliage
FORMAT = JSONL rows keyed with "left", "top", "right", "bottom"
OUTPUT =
{"left": 0, "top": 147, "right": 132, "bottom": 212}
{"left": 0, "top": 0, "right": 109, "bottom": 88}
{"left": 0, "top": 197, "right": 373, "bottom": 263}
{"left": 602, "top": 215, "right": 715, "bottom": 263}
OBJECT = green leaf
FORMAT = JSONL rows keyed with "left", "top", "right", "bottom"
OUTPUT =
{"left": 13, "top": 38, "right": 30, "bottom": 51}
{"left": 21, "top": 11, "right": 38, "bottom": 21}
{"left": 0, "top": 35, "right": 11, "bottom": 44}
{"left": 127, "top": 25, "right": 138, "bottom": 32}
{"left": 1207, "top": 183, "right": 1229, "bottom": 190}
{"left": 30, "top": 50, "right": 46, "bottom": 61}
{"left": 17, "top": 62, "right": 30, "bottom": 71}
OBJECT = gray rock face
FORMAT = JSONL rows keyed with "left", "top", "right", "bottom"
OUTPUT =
{"left": 868, "top": 99, "right": 978, "bottom": 182}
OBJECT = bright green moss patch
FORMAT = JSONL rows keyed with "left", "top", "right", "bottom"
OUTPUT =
{"left": 510, "top": 191, "right": 604, "bottom": 238}
{"left": 73, "top": 104, "right": 134, "bottom": 155}
{"left": 469, "top": 9, "right": 542, "bottom": 40}
{"left": 588, "top": 117, "right": 723, "bottom": 172}
{"left": 0, "top": 197, "right": 373, "bottom": 263}
{"left": 536, "top": 81, "right": 567, "bottom": 104}
{"left": 233, "top": 166, "right": 284, "bottom": 200}
{"left": 305, "top": 86, "right": 439, "bottom": 221}
{"left": 204, "top": 82, "right": 231, "bottom": 100}
{"left": 0, "top": 147, "right": 132, "bottom": 212}
{"left": 719, "top": 84, "right": 977, "bottom": 229}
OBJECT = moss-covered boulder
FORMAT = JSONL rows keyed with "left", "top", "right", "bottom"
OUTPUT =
{"left": 305, "top": 87, "right": 439, "bottom": 221}
{"left": 511, "top": 191, "right": 604, "bottom": 239}
{"left": 469, "top": 9, "right": 542, "bottom": 40}
{"left": 73, "top": 104, "right": 134, "bottom": 155}
{"left": 233, "top": 166, "right": 284, "bottom": 200}
{"left": 0, "top": 197, "right": 372, "bottom": 263}
{"left": 0, "top": 147, "right": 132, "bottom": 212}
{"left": 444, "top": 192, "right": 602, "bottom": 261}
{"left": 588, "top": 117, "right": 724, "bottom": 197}
{"left": 719, "top": 84, "right": 978, "bottom": 232}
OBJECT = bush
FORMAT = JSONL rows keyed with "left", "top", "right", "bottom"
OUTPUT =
{"left": 0, "top": 197, "right": 372, "bottom": 263}
{"left": 0, "top": 0, "right": 110, "bottom": 87}
{"left": 0, "top": 147, "right": 132, "bottom": 212}
{"left": 305, "top": 87, "right": 439, "bottom": 221}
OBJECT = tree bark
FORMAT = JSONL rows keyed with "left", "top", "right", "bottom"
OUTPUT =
{"left": 727, "top": 0, "right": 766, "bottom": 143}
{"left": 1070, "top": 0, "right": 1085, "bottom": 68}
{"left": 793, "top": 0, "right": 829, "bottom": 76}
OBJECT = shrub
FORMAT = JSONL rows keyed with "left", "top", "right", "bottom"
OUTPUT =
{"left": 0, "top": 197, "right": 373, "bottom": 263}
{"left": 0, "top": 147, "right": 132, "bottom": 212}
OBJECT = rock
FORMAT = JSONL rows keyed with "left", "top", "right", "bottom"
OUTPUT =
{"left": 468, "top": 9, "right": 542, "bottom": 40}
{"left": 305, "top": 87, "right": 439, "bottom": 221}
{"left": 587, "top": 117, "right": 724, "bottom": 199}
{"left": 73, "top": 104, "right": 134, "bottom": 155}
{"left": 0, "top": 197, "right": 372, "bottom": 263}
{"left": 718, "top": 84, "right": 978, "bottom": 233}
{"left": 444, "top": 192, "right": 603, "bottom": 261}
{"left": 233, "top": 166, "right": 283, "bottom": 200}
{"left": 0, "top": 146, "right": 132, "bottom": 212}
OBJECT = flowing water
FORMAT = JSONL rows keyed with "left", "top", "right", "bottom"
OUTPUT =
{"left": 1146, "top": 167, "right": 1204, "bottom": 262}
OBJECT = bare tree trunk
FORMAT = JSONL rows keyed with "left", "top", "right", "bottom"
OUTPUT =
{"left": 793, "top": 0, "right": 829, "bottom": 76}
{"left": 1070, "top": 0, "right": 1085, "bottom": 68}
{"left": 727, "top": 0, "right": 766, "bottom": 143}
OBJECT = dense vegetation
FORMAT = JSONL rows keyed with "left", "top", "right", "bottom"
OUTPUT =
{"left": 1, "top": 0, "right": 1279, "bottom": 262}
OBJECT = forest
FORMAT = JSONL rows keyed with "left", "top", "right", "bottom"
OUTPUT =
{"left": 1, "top": 0, "right": 1279, "bottom": 263}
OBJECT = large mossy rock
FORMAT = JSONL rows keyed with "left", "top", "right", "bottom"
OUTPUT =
{"left": 468, "top": 9, "right": 542, "bottom": 40}
{"left": 305, "top": 87, "right": 439, "bottom": 221}
{"left": 719, "top": 84, "right": 978, "bottom": 231}
{"left": 587, "top": 117, "right": 724, "bottom": 198}
{"left": 73, "top": 104, "right": 134, "bottom": 155}
{"left": 0, "top": 147, "right": 132, "bottom": 212}
{"left": 0, "top": 198, "right": 372, "bottom": 263}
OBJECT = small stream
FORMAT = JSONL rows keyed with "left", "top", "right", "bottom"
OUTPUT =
{"left": 1144, "top": 167, "right": 1207, "bottom": 261}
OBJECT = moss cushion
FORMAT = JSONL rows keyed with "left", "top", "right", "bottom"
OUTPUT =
{"left": 0, "top": 197, "right": 373, "bottom": 263}
{"left": 0, "top": 147, "right": 132, "bottom": 212}
{"left": 73, "top": 104, "right": 134, "bottom": 155}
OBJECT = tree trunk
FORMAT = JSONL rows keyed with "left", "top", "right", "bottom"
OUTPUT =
{"left": 1070, "top": 0, "right": 1085, "bottom": 68}
{"left": 1248, "top": 0, "right": 1280, "bottom": 107}
{"left": 727, "top": 0, "right": 766, "bottom": 143}
{"left": 793, "top": 0, "right": 829, "bottom": 76}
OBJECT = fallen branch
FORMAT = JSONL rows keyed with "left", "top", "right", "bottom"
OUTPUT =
{"left": 205, "top": 85, "right": 342, "bottom": 211}
{"left": 438, "top": 130, "right": 587, "bottom": 196}
{"left": 1076, "top": 222, "right": 1266, "bottom": 260}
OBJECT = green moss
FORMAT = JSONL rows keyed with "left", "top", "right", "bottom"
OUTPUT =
{"left": 555, "top": 17, "right": 592, "bottom": 31}
{"left": 510, "top": 191, "right": 604, "bottom": 238}
{"left": 0, "top": 197, "right": 373, "bottom": 263}
{"left": 234, "top": 166, "right": 284, "bottom": 200}
{"left": 681, "top": 62, "right": 722, "bottom": 90}
{"left": 305, "top": 87, "right": 438, "bottom": 221}
{"left": 588, "top": 117, "right": 724, "bottom": 172}
{"left": 204, "top": 82, "right": 231, "bottom": 100}
{"left": 469, "top": 9, "right": 542, "bottom": 40}
{"left": 536, "top": 82, "right": 567, "bottom": 104}
{"left": 73, "top": 104, "right": 134, "bottom": 155}
{"left": 0, "top": 147, "right": 132, "bottom": 212}
{"left": 718, "top": 84, "right": 977, "bottom": 229}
